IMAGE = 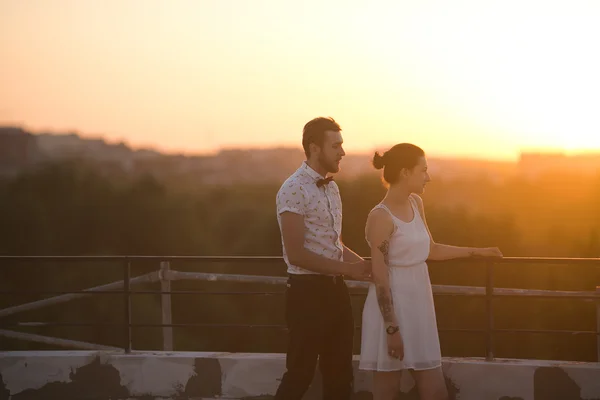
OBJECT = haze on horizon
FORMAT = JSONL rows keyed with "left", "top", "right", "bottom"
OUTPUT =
{"left": 1, "top": 0, "right": 599, "bottom": 161}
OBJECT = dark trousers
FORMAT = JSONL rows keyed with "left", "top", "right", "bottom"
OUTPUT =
{"left": 275, "top": 274, "right": 355, "bottom": 400}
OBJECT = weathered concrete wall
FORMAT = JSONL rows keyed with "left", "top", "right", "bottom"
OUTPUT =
{"left": 1, "top": 351, "right": 599, "bottom": 399}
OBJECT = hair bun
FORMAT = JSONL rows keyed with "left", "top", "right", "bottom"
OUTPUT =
{"left": 372, "top": 151, "right": 386, "bottom": 170}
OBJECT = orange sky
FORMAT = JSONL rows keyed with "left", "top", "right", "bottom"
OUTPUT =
{"left": 1, "top": 0, "right": 599, "bottom": 160}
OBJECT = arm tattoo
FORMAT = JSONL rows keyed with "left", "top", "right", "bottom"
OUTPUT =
{"left": 376, "top": 284, "right": 395, "bottom": 323}
{"left": 375, "top": 239, "right": 394, "bottom": 323}
{"left": 377, "top": 239, "right": 390, "bottom": 266}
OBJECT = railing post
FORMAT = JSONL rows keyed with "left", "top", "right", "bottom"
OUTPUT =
{"left": 160, "top": 261, "right": 173, "bottom": 351}
{"left": 123, "top": 260, "right": 132, "bottom": 353}
{"left": 596, "top": 286, "right": 600, "bottom": 362}
{"left": 485, "top": 261, "right": 495, "bottom": 361}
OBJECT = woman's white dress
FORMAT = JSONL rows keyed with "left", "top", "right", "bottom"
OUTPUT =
{"left": 359, "top": 195, "right": 442, "bottom": 372}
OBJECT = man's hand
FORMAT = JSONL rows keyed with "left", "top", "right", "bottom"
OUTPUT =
{"left": 345, "top": 260, "right": 372, "bottom": 281}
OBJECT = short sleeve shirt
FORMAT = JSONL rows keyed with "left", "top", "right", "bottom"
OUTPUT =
{"left": 276, "top": 162, "right": 343, "bottom": 274}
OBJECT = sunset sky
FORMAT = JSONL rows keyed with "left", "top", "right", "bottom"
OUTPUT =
{"left": 1, "top": 0, "right": 599, "bottom": 160}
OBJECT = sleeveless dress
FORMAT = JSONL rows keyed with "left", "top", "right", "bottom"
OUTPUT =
{"left": 359, "top": 195, "right": 442, "bottom": 372}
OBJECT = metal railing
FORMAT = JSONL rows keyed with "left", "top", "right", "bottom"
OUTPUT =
{"left": 0, "top": 256, "right": 599, "bottom": 361}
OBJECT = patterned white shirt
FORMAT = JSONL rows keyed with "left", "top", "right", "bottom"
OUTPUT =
{"left": 276, "top": 162, "right": 344, "bottom": 274}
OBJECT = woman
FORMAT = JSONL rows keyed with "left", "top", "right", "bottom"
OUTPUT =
{"left": 359, "top": 143, "right": 502, "bottom": 400}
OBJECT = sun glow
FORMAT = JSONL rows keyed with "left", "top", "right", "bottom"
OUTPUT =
{"left": 1, "top": 0, "right": 599, "bottom": 158}
{"left": 364, "top": 2, "right": 600, "bottom": 155}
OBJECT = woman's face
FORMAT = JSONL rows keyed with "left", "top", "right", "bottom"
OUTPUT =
{"left": 406, "top": 156, "right": 431, "bottom": 194}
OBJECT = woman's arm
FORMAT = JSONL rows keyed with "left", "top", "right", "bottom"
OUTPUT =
{"left": 366, "top": 209, "right": 399, "bottom": 327}
{"left": 411, "top": 194, "right": 503, "bottom": 260}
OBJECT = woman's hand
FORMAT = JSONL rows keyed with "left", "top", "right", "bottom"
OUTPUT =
{"left": 387, "top": 331, "right": 404, "bottom": 360}
{"left": 472, "top": 247, "right": 503, "bottom": 258}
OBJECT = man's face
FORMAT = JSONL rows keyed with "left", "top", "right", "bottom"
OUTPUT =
{"left": 317, "top": 130, "right": 346, "bottom": 174}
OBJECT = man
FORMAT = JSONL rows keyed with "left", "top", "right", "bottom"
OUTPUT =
{"left": 275, "top": 117, "right": 371, "bottom": 400}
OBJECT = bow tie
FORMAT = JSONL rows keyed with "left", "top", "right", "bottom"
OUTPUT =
{"left": 316, "top": 176, "right": 334, "bottom": 187}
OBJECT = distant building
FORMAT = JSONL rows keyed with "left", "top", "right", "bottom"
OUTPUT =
{"left": 0, "top": 127, "right": 39, "bottom": 176}
{"left": 518, "top": 151, "right": 600, "bottom": 178}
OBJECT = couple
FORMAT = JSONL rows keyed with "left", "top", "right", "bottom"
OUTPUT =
{"left": 274, "top": 117, "right": 502, "bottom": 400}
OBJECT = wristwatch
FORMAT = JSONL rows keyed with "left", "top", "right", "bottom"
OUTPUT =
{"left": 386, "top": 325, "right": 399, "bottom": 335}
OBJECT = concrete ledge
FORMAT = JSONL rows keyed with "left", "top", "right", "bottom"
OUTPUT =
{"left": 0, "top": 351, "right": 599, "bottom": 399}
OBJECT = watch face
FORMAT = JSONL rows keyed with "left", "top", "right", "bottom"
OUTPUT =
{"left": 386, "top": 325, "right": 398, "bottom": 334}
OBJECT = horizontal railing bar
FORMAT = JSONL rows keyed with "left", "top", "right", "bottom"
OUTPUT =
{"left": 493, "top": 328, "right": 598, "bottom": 335}
{"left": 462, "top": 257, "right": 600, "bottom": 265}
{"left": 168, "top": 271, "right": 600, "bottom": 299}
{"left": 0, "top": 255, "right": 285, "bottom": 263}
{"left": 492, "top": 292, "right": 600, "bottom": 299}
{"left": 0, "top": 272, "right": 158, "bottom": 318}
{"left": 434, "top": 286, "right": 600, "bottom": 299}
{"left": 0, "top": 329, "right": 122, "bottom": 350}
{"left": 5, "top": 322, "right": 598, "bottom": 336}
{"left": 2, "top": 322, "right": 288, "bottom": 328}
{"left": 1, "top": 273, "right": 597, "bottom": 299}
{"left": 438, "top": 328, "right": 598, "bottom": 335}
{"left": 1, "top": 288, "right": 598, "bottom": 300}
{"left": 168, "top": 270, "right": 288, "bottom": 285}
{"left": 0, "top": 322, "right": 484, "bottom": 329}
{"left": 0, "top": 255, "right": 599, "bottom": 265}
{"left": 0, "top": 290, "right": 287, "bottom": 295}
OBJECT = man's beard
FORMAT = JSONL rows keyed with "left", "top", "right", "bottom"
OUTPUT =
{"left": 318, "top": 153, "right": 339, "bottom": 174}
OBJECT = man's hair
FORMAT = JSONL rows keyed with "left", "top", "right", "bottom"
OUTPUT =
{"left": 302, "top": 117, "right": 341, "bottom": 158}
